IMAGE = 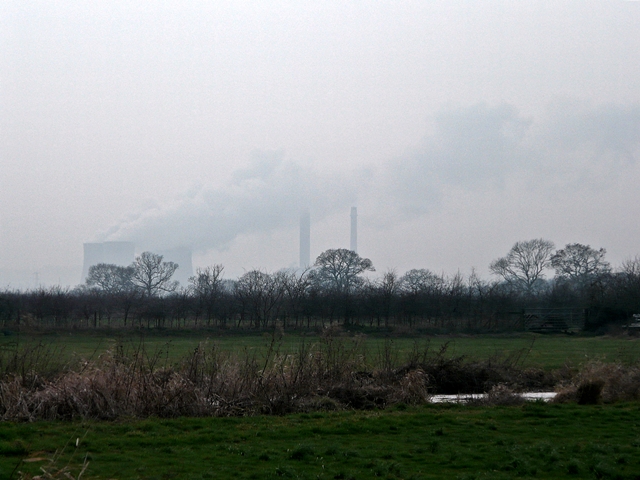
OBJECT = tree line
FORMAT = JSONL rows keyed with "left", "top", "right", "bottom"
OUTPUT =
{"left": 1, "top": 242, "right": 639, "bottom": 332}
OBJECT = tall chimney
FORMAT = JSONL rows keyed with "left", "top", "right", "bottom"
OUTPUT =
{"left": 300, "top": 209, "right": 311, "bottom": 268}
{"left": 350, "top": 207, "right": 357, "bottom": 253}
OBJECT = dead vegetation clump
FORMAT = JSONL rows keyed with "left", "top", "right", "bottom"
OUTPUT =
{"left": 0, "top": 336, "right": 548, "bottom": 420}
{"left": 393, "top": 341, "right": 557, "bottom": 395}
{"left": 465, "top": 384, "right": 526, "bottom": 406}
{"left": 554, "top": 361, "right": 640, "bottom": 404}
{"left": 0, "top": 336, "right": 433, "bottom": 420}
{"left": 3, "top": 335, "right": 639, "bottom": 420}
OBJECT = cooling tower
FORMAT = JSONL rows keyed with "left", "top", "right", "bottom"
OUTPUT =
{"left": 82, "top": 241, "right": 135, "bottom": 282}
{"left": 300, "top": 210, "right": 311, "bottom": 268}
{"left": 157, "top": 247, "right": 193, "bottom": 286}
{"left": 82, "top": 243, "right": 104, "bottom": 281}
{"left": 102, "top": 241, "right": 135, "bottom": 267}
{"left": 350, "top": 207, "right": 357, "bottom": 253}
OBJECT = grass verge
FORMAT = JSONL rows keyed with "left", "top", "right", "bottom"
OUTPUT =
{"left": 2, "top": 403, "right": 640, "bottom": 479}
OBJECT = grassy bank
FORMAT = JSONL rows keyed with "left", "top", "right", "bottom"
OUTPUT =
{"left": 3, "top": 403, "right": 640, "bottom": 479}
{"left": 2, "top": 333, "right": 640, "bottom": 478}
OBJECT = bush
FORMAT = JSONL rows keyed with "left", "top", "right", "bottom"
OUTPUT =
{"left": 554, "top": 361, "right": 640, "bottom": 404}
{"left": 3, "top": 337, "right": 639, "bottom": 420}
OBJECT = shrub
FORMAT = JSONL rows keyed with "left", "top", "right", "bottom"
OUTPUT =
{"left": 554, "top": 361, "right": 640, "bottom": 404}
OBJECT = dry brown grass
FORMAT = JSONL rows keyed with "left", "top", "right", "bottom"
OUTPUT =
{"left": 3, "top": 335, "right": 638, "bottom": 420}
{"left": 554, "top": 361, "right": 640, "bottom": 404}
{"left": 464, "top": 384, "right": 526, "bottom": 406}
{"left": 0, "top": 335, "right": 434, "bottom": 419}
{"left": 15, "top": 432, "right": 90, "bottom": 479}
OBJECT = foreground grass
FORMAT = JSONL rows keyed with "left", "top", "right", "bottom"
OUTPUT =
{"left": 4, "top": 331, "right": 640, "bottom": 370}
{"left": 3, "top": 403, "right": 640, "bottom": 479}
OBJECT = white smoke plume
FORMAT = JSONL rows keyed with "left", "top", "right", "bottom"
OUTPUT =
{"left": 378, "top": 101, "right": 640, "bottom": 218}
{"left": 100, "top": 101, "right": 640, "bottom": 256}
{"left": 101, "top": 151, "right": 358, "bottom": 252}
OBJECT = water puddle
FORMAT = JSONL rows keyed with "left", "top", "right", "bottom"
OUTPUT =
{"left": 430, "top": 392, "right": 556, "bottom": 403}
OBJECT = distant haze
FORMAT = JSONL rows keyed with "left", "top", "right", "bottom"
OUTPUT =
{"left": 2, "top": 1, "right": 640, "bottom": 288}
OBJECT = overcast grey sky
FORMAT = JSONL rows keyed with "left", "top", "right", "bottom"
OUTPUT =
{"left": 2, "top": 0, "right": 640, "bottom": 288}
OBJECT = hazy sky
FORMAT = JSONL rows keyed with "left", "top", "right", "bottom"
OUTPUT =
{"left": 2, "top": 0, "right": 640, "bottom": 288}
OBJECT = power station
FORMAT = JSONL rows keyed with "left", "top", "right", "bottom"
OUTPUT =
{"left": 298, "top": 206, "right": 359, "bottom": 269}
{"left": 82, "top": 241, "right": 135, "bottom": 280}
{"left": 83, "top": 207, "right": 358, "bottom": 283}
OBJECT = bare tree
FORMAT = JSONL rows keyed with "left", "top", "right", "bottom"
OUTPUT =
{"left": 611, "top": 256, "right": 640, "bottom": 315}
{"left": 550, "top": 243, "right": 610, "bottom": 287}
{"left": 490, "top": 239, "right": 555, "bottom": 294}
{"left": 86, "top": 263, "right": 135, "bottom": 295}
{"left": 311, "top": 248, "right": 375, "bottom": 294}
{"left": 399, "top": 269, "right": 445, "bottom": 296}
{"left": 397, "top": 268, "right": 445, "bottom": 325}
{"left": 85, "top": 263, "right": 139, "bottom": 326}
{"left": 621, "top": 256, "right": 640, "bottom": 278}
{"left": 376, "top": 269, "right": 400, "bottom": 327}
{"left": 189, "top": 265, "right": 225, "bottom": 326}
{"left": 131, "top": 252, "right": 179, "bottom": 297}
{"left": 235, "top": 270, "right": 286, "bottom": 328}
{"left": 280, "top": 268, "right": 312, "bottom": 328}
{"left": 311, "top": 248, "right": 375, "bottom": 325}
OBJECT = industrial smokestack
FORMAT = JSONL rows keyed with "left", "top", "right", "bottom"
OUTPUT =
{"left": 300, "top": 209, "right": 311, "bottom": 268}
{"left": 350, "top": 207, "right": 357, "bottom": 253}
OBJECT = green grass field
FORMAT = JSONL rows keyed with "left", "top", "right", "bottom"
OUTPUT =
{"left": 3, "top": 332, "right": 640, "bottom": 479}
{"left": 3, "top": 403, "right": 640, "bottom": 479}
{"left": 4, "top": 331, "right": 640, "bottom": 370}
